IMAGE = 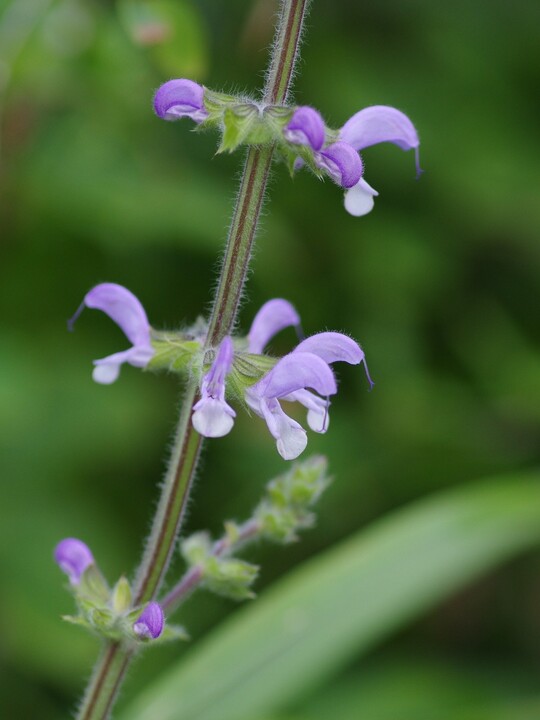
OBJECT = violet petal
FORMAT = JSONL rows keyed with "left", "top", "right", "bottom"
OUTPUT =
{"left": 294, "top": 332, "right": 364, "bottom": 365}
{"left": 340, "top": 105, "right": 419, "bottom": 156}
{"left": 133, "top": 601, "right": 164, "bottom": 640}
{"left": 283, "top": 106, "right": 325, "bottom": 151}
{"left": 84, "top": 284, "right": 151, "bottom": 348}
{"left": 247, "top": 393, "right": 308, "bottom": 460}
{"left": 54, "top": 538, "right": 94, "bottom": 586}
{"left": 255, "top": 351, "right": 337, "bottom": 399}
{"left": 284, "top": 389, "right": 330, "bottom": 433}
{"left": 317, "top": 142, "right": 363, "bottom": 189}
{"left": 78, "top": 283, "right": 154, "bottom": 384}
{"left": 153, "top": 79, "right": 208, "bottom": 123}
{"left": 247, "top": 299, "right": 301, "bottom": 354}
{"left": 192, "top": 337, "right": 236, "bottom": 438}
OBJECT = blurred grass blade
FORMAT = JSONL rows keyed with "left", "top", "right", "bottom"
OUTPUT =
{"left": 121, "top": 475, "right": 540, "bottom": 720}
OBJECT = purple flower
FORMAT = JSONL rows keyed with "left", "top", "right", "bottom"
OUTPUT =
{"left": 69, "top": 283, "right": 154, "bottom": 384}
{"left": 192, "top": 336, "right": 236, "bottom": 438}
{"left": 133, "top": 601, "right": 164, "bottom": 640}
{"left": 246, "top": 351, "right": 336, "bottom": 460}
{"left": 340, "top": 105, "right": 421, "bottom": 216}
{"left": 189, "top": 299, "right": 372, "bottom": 459}
{"left": 247, "top": 298, "right": 301, "bottom": 354}
{"left": 247, "top": 331, "right": 371, "bottom": 460}
{"left": 284, "top": 106, "right": 325, "bottom": 151}
{"left": 54, "top": 538, "right": 94, "bottom": 585}
{"left": 283, "top": 107, "right": 362, "bottom": 189}
{"left": 153, "top": 79, "right": 208, "bottom": 123}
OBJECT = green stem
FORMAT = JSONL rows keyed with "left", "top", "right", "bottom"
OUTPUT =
{"left": 77, "top": 644, "right": 132, "bottom": 720}
{"left": 76, "top": 0, "right": 311, "bottom": 717}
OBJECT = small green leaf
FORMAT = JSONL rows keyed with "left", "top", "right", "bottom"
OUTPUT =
{"left": 111, "top": 576, "right": 132, "bottom": 614}
{"left": 203, "top": 557, "right": 259, "bottom": 601}
{"left": 77, "top": 564, "right": 109, "bottom": 604}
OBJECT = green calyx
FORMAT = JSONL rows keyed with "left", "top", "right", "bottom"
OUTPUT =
{"left": 181, "top": 532, "right": 259, "bottom": 601}
{"left": 255, "top": 456, "right": 332, "bottom": 543}
{"left": 202, "top": 88, "right": 296, "bottom": 154}
{"left": 61, "top": 569, "right": 185, "bottom": 646}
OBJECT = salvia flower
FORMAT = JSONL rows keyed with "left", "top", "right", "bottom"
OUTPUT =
{"left": 283, "top": 104, "right": 420, "bottom": 215}
{"left": 54, "top": 538, "right": 94, "bottom": 585}
{"left": 246, "top": 330, "right": 372, "bottom": 460}
{"left": 194, "top": 299, "right": 372, "bottom": 461}
{"left": 70, "top": 283, "right": 372, "bottom": 460}
{"left": 69, "top": 283, "right": 155, "bottom": 384}
{"left": 133, "top": 601, "right": 164, "bottom": 640}
{"left": 339, "top": 105, "right": 421, "bottom": 216}
{"left": 192, "top": 336, "right": 236, "bottom": 438}
{"left": 284, "top": 107, "right": 362, "bottom": 189}
{"left": 153, "top": 79, "right": 208, "bottom": 123}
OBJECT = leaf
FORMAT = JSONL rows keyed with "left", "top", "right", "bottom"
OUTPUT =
{"left": 120, "top": 474, "right": 540, "bottom": 720}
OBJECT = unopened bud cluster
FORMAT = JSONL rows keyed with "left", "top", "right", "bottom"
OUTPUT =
{"left": 174, "top": 456, "right": 332, "bottom": 605}
{"left": 53, "top": 539, "right": 180, "bottom": 645}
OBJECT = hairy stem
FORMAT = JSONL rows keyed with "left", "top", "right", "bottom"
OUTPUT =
{"left": 77, "top": 0, "right": 311, "bottom": 717}
{"left": 77, "top": 644, "right": 132, "bottom": 720}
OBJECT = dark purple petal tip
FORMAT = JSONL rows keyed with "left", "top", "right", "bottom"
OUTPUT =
{"left": 54, "top": 538, "right": 94, "bottom": 585}
{"left": 133, "top": 602, "right": 164, "bottom": 640}
{"left": 283, "top": 106, "right": 326, "bottom": 151}
{"left": 153, "top": 79, "right": 208, "bottom": 123}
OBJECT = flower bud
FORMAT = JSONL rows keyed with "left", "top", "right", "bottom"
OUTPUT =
{"left": 133, "top": 602, "right": 164, "bottom": 640}
{"left": 54, "top": 538, "right": 94, "bottom": 585}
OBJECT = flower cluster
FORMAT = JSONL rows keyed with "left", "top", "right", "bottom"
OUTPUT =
{"left": 70, "top": 284, "right": 373, "bottom": 460}
{"left": 54, "top": 538, "right": 165, "bottom": 642}
{"left": 153, "top": 78, "right": 420, "bottom": 216}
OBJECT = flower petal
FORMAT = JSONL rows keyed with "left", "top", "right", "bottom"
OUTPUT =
{"left": 257, "top": 396, "right": 308, "bottom": 460}
{"left": 54, "top": 538, "right": 94, "bottom": 586}
{"left": 153, "top": 79, "right": 208, "bottom": 123}
{"left": 283, "top": 106, "right": 325, "bottom": 150}
{"left": 192, "top": 337, "right": 236, "bottom": 438}
{"left": 317, "top": 142, "right": 363, "bottom": 188}
{"left": 340, "top": 105, "right": 419, "bottom": 154}
{"left": 344, "top": 178, "right": 379, "bottom": 217}
{"left": 284, "top": 389, "right": 329, "bottom": 433}
{"left": 256, "top": 351, "right": 337, "bottom": 399}
{"left": 133, "top": 601, "right": 164, "bottom": 640}
{"left": 247, "top": 299, "right": 301, "bottom": 354}
{"left": 192, "top": 397, "right": 236, "bottom": 438}
{"left": 92, "top": 346, "right": 155, "bottom": 385}
{"left": 294, "top": 332, "right": 364, "bottom": 365}
{"left": 84, "top": 284, "right": 151, "bottom": 348}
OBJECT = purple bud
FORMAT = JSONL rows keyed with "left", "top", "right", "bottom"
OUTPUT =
{"left": 54, "top": 538, "right": 94, "bottom": 585}
{"left": 153, "top": 79, "right": 208, "bottom": 123}
{"left": 283, "top": 106, "right": 326, "bottom": 151}
{"left": 133, "top": 601, "right": 164, "bottom": 640}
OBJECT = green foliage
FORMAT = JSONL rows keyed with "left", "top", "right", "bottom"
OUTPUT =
{"left": 120, "top": 474, "right": 540, "bottom": 720}
{"left": 255, "top": 455, "right": 331, "bottom": 542}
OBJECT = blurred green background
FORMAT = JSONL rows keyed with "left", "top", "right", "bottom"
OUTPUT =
{"left": 1, "top": 0, "right": 540, "bottom": 717}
